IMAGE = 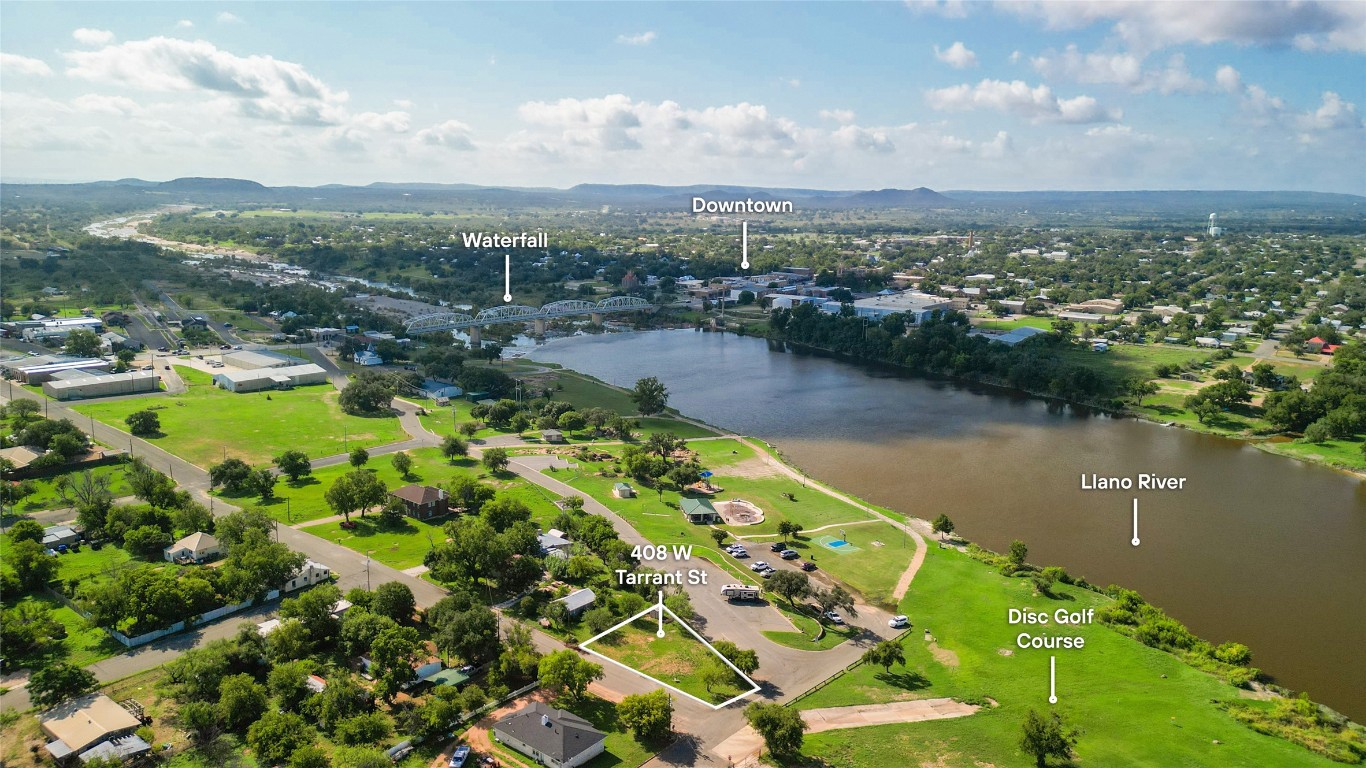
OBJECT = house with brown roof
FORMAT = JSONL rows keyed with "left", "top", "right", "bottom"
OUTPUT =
{"left": 40, "top": 693, "right": 148, "bottom": 763}
{"left": 389, "top": 484, "right": 450, "bottom": 520}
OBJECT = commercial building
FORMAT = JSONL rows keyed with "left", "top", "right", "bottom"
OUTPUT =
{"left": 222, "top": 349, "right": 300, "bottom": 369}
{"left": 1, "top": 355, "right": 111, "bottom": 384}
{"left": 42, "top": 370, "right": 159, "bottom": 400}
{"left": 20, "top": 316, "right": 104, "bottom": 343}
{"left": 820, "top": 291, "right": 954, "bottom": 324}
{"left": 493, "top": 702, "right": 606, "bottom": 768}
{"left": 211, "top": 363, "right": 328, "bottom": 393}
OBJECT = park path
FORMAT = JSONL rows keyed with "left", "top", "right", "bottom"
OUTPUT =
{"left": 800, "top": 698, "right": 979, "bottom": 732}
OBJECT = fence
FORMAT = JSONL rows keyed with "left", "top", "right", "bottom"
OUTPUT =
{"left": 97, "top": 592, "right": 280, "bottom": 648}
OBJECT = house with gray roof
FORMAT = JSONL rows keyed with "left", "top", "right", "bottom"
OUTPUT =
{"left": 493, "top": 701, "right": 606, "bottom": 768}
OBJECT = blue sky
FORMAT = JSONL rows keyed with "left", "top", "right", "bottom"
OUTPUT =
{"left": 2, "top": 1, "right": 1363, "bottom": 192}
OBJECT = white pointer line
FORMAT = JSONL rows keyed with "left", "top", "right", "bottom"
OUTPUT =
{"left": 503, "top": 254, "right": 512, "bottom": 303}
{"left": 741, "top": 221, "right": 750, "bottom": 270}
{"left": 1049, "top": 655, "right": 1058, "bottom": 704}
{"left": 1132, "top": 498, "right": 1140, "bottom": 547}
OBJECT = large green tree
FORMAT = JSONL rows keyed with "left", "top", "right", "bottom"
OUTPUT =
{"left": 629, "top": 376, "right": 670, "bottom": 415}
{"left": 745, "top": 702, "right": 806, "bottom": 758}
{"left": 618, "top": 689, "right": 673, "bottom": 741}
{"left": 274, "top": 449, "right": 313, "bottom": 482}
{"left": 325, "top": 469, "right": 387, "bottom": 522}
{"left": 27, "top": 662, "right": 98, "bottom": 708}
{"left": 1019, "top": 708, "right": 1080, "bottom": 767}
{"left": 538, "top": 649, "right": 603, "bottom": 702}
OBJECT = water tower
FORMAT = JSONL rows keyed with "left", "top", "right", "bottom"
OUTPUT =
{"left": 1208, "top": 213, "right": 1223, "bottom": 238}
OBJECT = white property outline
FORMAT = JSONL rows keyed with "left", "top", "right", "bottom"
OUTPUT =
{"left": 578, "top": 591, "right": 762, "bottom": 710}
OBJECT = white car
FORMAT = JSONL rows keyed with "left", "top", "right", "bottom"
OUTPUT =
{"left": 889, "top": 615, "right": 909, "bottom": 629}
{"left": 729, "top": 548, "right": 750, "bottom": 559}
{"left": 750, "top": 561, "right": 770, "bottom": 572}
{"left": 824, "top": 611, "right": 845, "bottom": 625}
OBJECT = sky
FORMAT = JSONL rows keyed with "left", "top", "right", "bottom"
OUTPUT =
{"left": 1, "top": 1, "right": 1364, "bottom": 193}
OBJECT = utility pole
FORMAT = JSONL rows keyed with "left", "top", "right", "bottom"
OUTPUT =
{"left": 366, "top": 551, "right": 372, "bottom": 591}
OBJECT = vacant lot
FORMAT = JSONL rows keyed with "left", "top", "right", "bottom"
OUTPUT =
{"left": 587, "top": 617, "right": 750, "bottom": 705}
{"left": 74, "top": 367, "right": 408, "bottom": 467}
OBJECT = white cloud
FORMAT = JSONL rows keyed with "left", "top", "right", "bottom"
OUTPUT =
{"left": 785, "top": 78, "right": 801, "bottom": 88}
{"left": 64, "top": 36, "right": 349, "bottom": 126}
{"left": 905, "top": 0, "right": 968, "bottom": 19}
{"left": 352, "top": 111, "right": 410, "bottom": 133}
{"left": 1150, "top": 54, "right": 1205, "bottom": 95}
{"left": 0, "top": 53, "right": 53, "bottom": 76}
{"left": 934, "top": 41, "right": 978, "bottom": 68}
{"left": 415, "top": 119, "right": 475, "bottom": 150}
{"left": 71, "top": 93, "right": 142, "bottom": 116}
{"left": 819, "top": 109, "right": 856, "bottom": 124}
{"left": 832, "top": 124, "right": 895, "bottom": 154}
{"left": 72, "top": 28, "right": 115, "bottom": 46}
{"left": 176, "top": 20, "right": 195, "bottom": 29}
{"left": 1031, "top": 46, "right": 1143, "bottom": 87}
{"left": 616, "top": 31, "right": 656, "bottom": 46}
{"left": 1297, "top": 91, "right": 1360, "bottom": 132}
{"left": 925, "top": 79, "right": 1120, "bottom": 123}
{"left": 1004, "top": 1, "right": 1366, "bottom": 54}
{"left": 393, "top": 99, "right": 414, "bottom": 109}
{"left": 1215, "top": 65, "right": 1242, "bottom": 93}
{"left": 216, "top": 12, "right": 242, "bottom": 24}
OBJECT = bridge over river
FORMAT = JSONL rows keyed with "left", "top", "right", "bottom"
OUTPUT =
{"left": 405, "top": 295, "right": 651, "bottom": 344}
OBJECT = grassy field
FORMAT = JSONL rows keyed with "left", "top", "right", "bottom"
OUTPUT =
{"left": 761, "top": 600, "right": 858, "bottom": 651}
{"left": 974, "top": 316, "right": 1056, "bottom": 331}
{"left": 1262, "top": 436, "right": 1366, "bottom": 472}
{"left": 9, "top": 462, "right": 133, "bottom": 513}
{"left": 587, "top": 616, "right": 751, "bottom": 705}
{"left": 795, "top": 543, "right": 1340, "bottom": 767}
{"left": 1134, "top": 390, "right": 1265, "bottom": 434}
{"left": 561, "top": 694, "right": 662, "bottom": 768}
{"left": 552, "top": 438, "right": 916, "bottom": 606}
{"left": 1059, "top": 343, "right": 1217, "bottom": 386}
{"left": 300, "top": 514, "right": 447, "bottom": 571}
{"left": 73, "top": 366, "right": 408, "bottom": 467}
{"left": 3, "top": 593, "right": 124, "bottom": 668}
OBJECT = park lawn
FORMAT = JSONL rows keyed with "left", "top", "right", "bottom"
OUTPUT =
{"left": 12, "top": 462, "right": 133, "bottom": 513}
{"left": 1262, "top": 436, "right": 1366, "bottom": 472}
{"left": 587, "top": 617, "right": 750, "bottom": 705}
{"left": 795, "top": 544, "right": 1339, "bottom": 767}
{"left": 221, "top": 448, "right": 563, "bottom": 527}
{"left": 3, "top": 593, "right": 123, "bottom": 668}
{"left": 1135, "top": 391, "right": 1264, "bottom": 435}
{"left": 300, "top": 514, "right": 446, "bottom": 570}
{"left": 0, "top": 533, "right": 137, "bottom": 587}
{"left": 974, "top": 316, "right": 1056, "bottom": 331}
{"left": 761, "top": 600, "right": 857, "bottom": 651}
{"left": 72, "top": 366, "right": 408, "bottom": 468}
{"left": 1058, "top": 343, "right": 1217, "bottom": 387}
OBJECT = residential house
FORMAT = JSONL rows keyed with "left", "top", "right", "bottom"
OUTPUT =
{"left": 284, "top": 560, "right": 331, "bottom": 592}
{"left": 494, "top": 702, "right": 607, "bottom": 768}
{"left": 389, "top": 484, "right": 450, "bottom": 521}
{"left": 164, "top": 531, "right": 221, "bottom": 563}
{"left": 43, "top": 525, "right": 80, "bottom": 548}
{"left": 40, "top": 694, "right": 147, "bottom": 764}
{"left": 555, "top": 588, "right": 596, "bottom": 619}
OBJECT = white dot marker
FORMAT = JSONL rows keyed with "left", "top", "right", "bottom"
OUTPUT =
{"left": 741, "top": 221, "right": 750, "bottom": 270}
{"left": 1131, "top": 498, "right": 1140, "bottom": 547}
{"left": 504, "top": 254, "right": 512, "bottom": 303}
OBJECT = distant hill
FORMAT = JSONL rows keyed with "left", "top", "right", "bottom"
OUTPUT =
{"left": 829, "top": 187, "right": 956, "bottom": 208}
{"left": 158, "top": 177, "right": 269, "bottom": 193}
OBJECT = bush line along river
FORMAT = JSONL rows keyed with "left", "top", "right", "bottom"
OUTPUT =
{"left": 528, "top": 328, "right": 1366, "bottom": 722}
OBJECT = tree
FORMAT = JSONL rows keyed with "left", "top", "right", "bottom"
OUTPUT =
{"left": 434, "top": 605, "right": 501, "bottom": 665}
{"left": 1019, "top": 708, "right": 1079, "bottom": 767}
{"left": 618, "top": 689, "right": 673, "bottom": 740}
{"left": 538, "top": 649, "right": 603, "bottom": 702}
{"left": 280, "top": 583, "right": 343, "bottom": 644}
{"left": 124, "top": 524, "right": 173, "bottom": 560}
{"left": 27, "top": 662, "right": 98, "bottom": 708}
{"left": 289, "top": 746, "right": 331, "bottom": 768}
{"left": 349, "top": 446, "right": 370, "bottom": 467}
{"left": 370, "top": 625, "right": 422, "bottom": 701}
{"left": 247, "top": 711, "right": 317, "bottom": 765}
{"left": 629, "top": 376, "right": 669, "bottom": 415}
{"left": 390, "top": 451, "right": 413, "bottom": 478}
{"left": 9, "top": 538, "right": 59, "bottom": 590}
{"left": 709, "top": 528, "right": 728, "bottom": 547}
{"left": 7, "top": 518, "right": 44, "bottom": 544}
{"left": 176, "top": 700, "right": 223, "bottom": 744}
{"left": 124, "top": 409, "right": 161, "bottom": 436}
{"left": 214, "top": 507, "right": 276, "bottom": 552}
{"left": 480, "top": 494, "right": 531, "bottom": 532}
{"left": 275, "top": 450, "right": 313, "bottom": 482}
{"left": 1127, "top": 379, "right": 1160, "bottom": 407}
{"left": 1185, "top": 393, "right": 1221, "bottom": 424}
{"left": 248, "top": 467, "right": 278, "bottom": 501}
{"left": 218, "top": 673, "right": 269, "bottom": 732}
{"left": 269, "top": 660, "right": 317, "bottom": 713}
{"left": 0, "top": 478, "right": 37, "bottom": 509}
{"left": 745, "top": 702, "right": 806, "bottom": 758}
{"left": 126, "top": 458, "right": 178, "bottom": 508}
{"left": 372, "top": 581, "right": 416, "bottom": 624}
{"left": 63, "top": 328, "right": 101, "bottom": 358}
{"left": 1008, "top": 539, "right": 1029, "bottom": 569}
{"left": 325, "top": 469, "right": 388, "bottom": 522}
{"left": 440, "top": 434, "right": 468, "bottom": 462}
{"left": 777, "top": 520, "right": 802, "bottom": 544}
{"left": 862, "top": 640, "right": 907, "bottom": 673}
{"left": 446, "top": 475, "right": 494, "bottom": 514}
{"left": 481, "top": 447, "right": 510, "bottom": 473}
{"left": 209, "top": 457, "right": 253, "bottom": 493}
{"left": 713, "top": 640, "right": 759, "bottom": 675}
{"left": 339, "top": 374, "right": 394, "bottom": 415}
{"left": 813, "top": 585, "right": 856, "bottom": 621}
{"left": 172, "top": 501, "right": 215, "bottom": 537}
{"left": 334, "top": 712, "right": 392, "bottom": 745}
{"left": 1050, "top": 318, "right": 1076, "bottom": 342}
{"left": 458, "top": 420, "right": 479, "bottom": 438}
{"left": 557, "top": 410, "right": 586, "bottom": 434}
{"left": 767, "top": 570, "right": 810, "bottom": 606}
{"left": 931, "top": 514, "right": 956, "bottom": 541}
{"left": 6, "top": 398, "right": 41, "bottom": 423}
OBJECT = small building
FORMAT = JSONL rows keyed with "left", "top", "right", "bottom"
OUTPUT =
{"left": 43, "top": 370, "right": 159, "bottom": 401}
{"left": 2, "top": 356, "right": 111, "bottom": 384}
{"left": 212, "top": 363, "right": 328, "bottom": 393}
{"left": 420, "top": 380, "right": 463, "bottom": 400}
{"left": 222, "top": 349, "right": 298, "bottom": 370}
{"left": 493, "top": 701, "right": 607, "bottom": 768}
{"left": 1092, "top": 341, "right": 1110, "bottom": 352}
{"left": 555, "top": 588, "right": 596, "bottom": 619}
{"left": 284, "top": 560, "right": 331, "bottom": 592}
{"left": 612, "top": 482, "right": 636, "bottom": 499}
{"left": 40, "top": 694, "right": 143, "bottom": 763}
{"left": 538, "top": 531, "right": 571, "bottom": 553}
{"left": 353, "top": 346, "right": 383, "bottom": 366}
{"left": 0, "top": 445, "right": 44, "bottom": 474}
{"left": 389, "top": 484, "right": 450, "bottom": 521}
{"left": 681, "top": 497, "right": 720, "bottom": 524}
{"left": 305, "top": 674, "right": 327, "bottom": 693}
{"left": 164, "top": 531, "right": 220, "bottom": 563}
{"left": 256, "top": 618, "right": 284, "bottom": 636}
{"left": 43, "top": 525, "right": 81, "bottom": 548}
{"left": 1056, "top": 311, "right": 1104, "bottom": 324}
{"left": 541, "top": 429, "right": 565, "bottom": 444}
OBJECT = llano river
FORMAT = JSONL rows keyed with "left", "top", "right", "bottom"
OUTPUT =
{"left": 529, "top": 329, "right": 1366, "bottom": 722}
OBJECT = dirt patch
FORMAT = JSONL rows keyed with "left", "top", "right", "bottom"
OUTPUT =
{"left": 724, "top": 455, "right": 782, "bottom": 479}
{"left": 929, "top": 641, "right": 960, "bottom": 668}
{"left": 996, "top": 648, "right": 1014, "bottom": 656}
{"left": 714, "top": 499, "right": 765, "bottom": 526}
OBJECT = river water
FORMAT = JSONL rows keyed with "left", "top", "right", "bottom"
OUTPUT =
{"left": 529, "top": 329, "right": 1366, "bottom": 722}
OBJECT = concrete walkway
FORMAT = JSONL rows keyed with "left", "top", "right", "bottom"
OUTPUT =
{"left": 800, "top": 698, "right": 979, "bottom": 732}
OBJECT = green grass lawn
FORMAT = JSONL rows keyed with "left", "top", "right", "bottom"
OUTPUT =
{"left": 560, "top": 694, "right": 663, "bottom": 768}
{"left": 1058, "top": 343, "right": 1217, "bottom": 387}
{"left": 975, "top": 316, "right": 1056, "bottom": 331}
{"left": 11, "top": 462, "right": 134, "bottom": 513}
{"left": 5, "top": 593, "right": 124, "bottom": 668}
{"left": 73, "top": 366, "right": 408, "bottom": 467}
{"left": 761, "top": 600, "right": 858, "bottom": 651}
{"left": 300, "top": 514, "right": 447, "bottom": 571}
{"left": 795, "top": 543, "right": 1340, "bottom": 767}
{"left": 587, "top": 617, "right": 750, "bottom": 705}
{"left": 1135, "top": 391, "right": 1265, "bottom": 435}
{"left": 1261, "top": 436, "right": 1366, "bottom": 472}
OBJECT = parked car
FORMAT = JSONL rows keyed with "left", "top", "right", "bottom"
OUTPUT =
{"left": 889, "top": 615, "right": 910, "bottom": 629}
{"left": 449, "top": 746, "right": 471, "bottom": 768}
{"left": 729, "top": 549, "right": 750, "bottom": 559}
{"left": 157, "top": 346, "right": 168, "bottom": 352}
{"left": 220, "top": 344, "right": 232, "bottom": 350}
{"left": 824, "top": 611, "right": 845, "bottom": 625}
{"left": 750, "top": 561, "right": 770, "bottom": 572}
{"left": 233, "top": 345, "right": 243, "bottom": 349}
{"left": 800, "top": 561, "right": 817, "bottom": 572}
{"left": 140, "top": 365, "right": 154, "bottom": 371}
{"left": 780, "top": 549, "right": 799, "bottom": 560}
{"left": 769, "top": 542, "right": 786, "bottom": 552}
{"left": 759, "top": 568, "right": 774, "bottom": 579}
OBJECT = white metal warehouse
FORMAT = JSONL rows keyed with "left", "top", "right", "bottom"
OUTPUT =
{"left": 212, "top": 363, "right": 328, "bottom": 393}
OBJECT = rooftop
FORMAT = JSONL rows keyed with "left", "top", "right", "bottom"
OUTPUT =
{"left": 390, "top": 484, "right": 447, "bottom": 505}
{"left": 495, "top": 702, "right": 606, "bottom": 764}
{"left": 40, "top": 694, "right": 141, "bottom": 756}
